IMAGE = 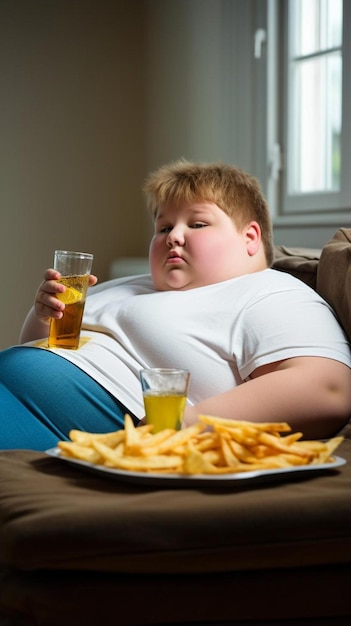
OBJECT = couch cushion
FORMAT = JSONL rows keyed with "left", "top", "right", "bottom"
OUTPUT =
{"left": 272, "top": 245, "right": 320, "bottom": 289}
{"left": 0, "top": 432, "right": 350, "bottom": 575}
{"left": 316, "top": 228, "right": 351, "bottom": 345}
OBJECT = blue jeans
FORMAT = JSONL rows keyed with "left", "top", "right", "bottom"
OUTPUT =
{"left": 0, "top": 347, "right": 136, "bottom": 451}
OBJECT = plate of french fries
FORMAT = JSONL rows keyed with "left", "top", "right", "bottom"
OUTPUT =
{"left": 46, "top": 414, "right": 346, "bottom": 487}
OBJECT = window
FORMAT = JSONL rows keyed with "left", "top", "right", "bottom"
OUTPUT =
{"left": 267, "top": 0, "right": 351, "bottom": 223}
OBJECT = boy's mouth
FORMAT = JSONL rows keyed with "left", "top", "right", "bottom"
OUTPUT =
{"left": 167, "top": 252, "right": 184, "bottom": 263}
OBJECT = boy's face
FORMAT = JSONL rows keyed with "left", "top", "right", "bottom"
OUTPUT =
{"left": 149, "top": 201, "right": 262, "bottom": 291}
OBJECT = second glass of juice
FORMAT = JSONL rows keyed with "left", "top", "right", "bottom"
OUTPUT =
{"left": 48, "top": 250, "right": 94, "bottom": 350}
{"left": 140, "top": 368, "right": 191, "bottom": 433}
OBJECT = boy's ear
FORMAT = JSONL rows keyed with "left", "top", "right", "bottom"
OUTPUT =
{"left": 245, "top": 221, "right": 261, "bottom": 256}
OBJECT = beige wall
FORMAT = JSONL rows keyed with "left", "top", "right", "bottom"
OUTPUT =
{"left": 0, "top": 0, "right": 150, "bottom": 348}
{"left": 144, "top": 0, "right": 261, "bottom": 170}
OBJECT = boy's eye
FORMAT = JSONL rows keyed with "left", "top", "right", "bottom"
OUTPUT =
{"left": 159, "top": 225, "right": 172, "bottom": 234}
{"left": 191, "top": 222, "right": 207, "bottom": 229}
{"left": 157, "top": 222, "right": 208, "bottom": 233}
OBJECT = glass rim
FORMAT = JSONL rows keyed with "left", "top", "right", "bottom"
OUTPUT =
{"left": 54, "top": 250, "right": 94, "bottom": 260}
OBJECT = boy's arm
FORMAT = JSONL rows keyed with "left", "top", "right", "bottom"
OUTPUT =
{"left": 19, "top": 269, "right": 66, "bottom": 344}
{"left": 19, "top": 306, "right": 51, "bottom": 344}
{"left": 184, "top": 357, "right": 351, "bottom": 439}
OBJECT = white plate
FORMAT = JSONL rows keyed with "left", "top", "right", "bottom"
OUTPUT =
{"left": 45, "top": 447, "right": 346, "bottom": 488}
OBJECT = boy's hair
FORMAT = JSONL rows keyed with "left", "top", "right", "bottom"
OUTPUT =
{"left": 143, "top": 159, "right": 274, "bottom": 266}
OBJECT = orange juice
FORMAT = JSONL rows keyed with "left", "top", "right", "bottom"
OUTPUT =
{"left": 48, "top": 274, "right": 89, "bottom": 349}
{"left": 143, "top": 392, "right": 187, "bottom": 433}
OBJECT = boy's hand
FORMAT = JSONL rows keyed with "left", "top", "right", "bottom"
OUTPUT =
{"left": 34, "top": 268, "right": 97, "bottom": 322}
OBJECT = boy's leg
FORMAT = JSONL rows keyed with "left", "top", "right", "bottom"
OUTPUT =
{"left": 0, "top": 347, "right": 133, "bottom": 451}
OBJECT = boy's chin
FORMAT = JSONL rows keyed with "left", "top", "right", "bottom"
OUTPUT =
{"left": 154, "top": 270, "right": 195, "bottom": 291}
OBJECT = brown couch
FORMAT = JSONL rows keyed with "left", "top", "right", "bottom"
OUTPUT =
{"left": 0, "top": 228, "right": 350, "bottom": 626}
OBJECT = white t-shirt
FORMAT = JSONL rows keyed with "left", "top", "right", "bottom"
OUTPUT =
{"left": 42, "top": 269, "right": 351, "bottom": 419}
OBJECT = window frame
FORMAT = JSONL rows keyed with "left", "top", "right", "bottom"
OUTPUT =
{"left": 267, "top": 0, "right": 351, "bottom": 226}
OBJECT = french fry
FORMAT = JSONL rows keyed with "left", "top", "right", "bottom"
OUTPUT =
{"left": 311, "top": 436, "right": 344, "bottom": 464}
{"left": 182, "top": 444, "right": 217, "bottom": 475}
{"left": 104, "top": 454, "right": 183, "bottom": 472}
{"left": 202, "top": 449, "right": 222, "bottom": 465}
{"left": 124, "top": 413, "right": 142, "bottom": 453}
{"left": 220, "top": 436, "right": 240, "bottom": 467}
{"left": 126, "top": 428, "right": 175, "bottom": 455}
{"left": 257, "top": 432, "right": 313, "bottom": 460}
{"left": 198, "top": 414, "right": 291, "bottom": 434}
{"left": 57, "top": 414, "right": 344, "bottom": 475}
{"left": 151, "top": 423, "right": 205, "bottom": 454}
{"left": 227, "top": 438, "right": 254, "bottom": 463}
{"left": 92, "top": 440, "right": 125, "bottom": 464}
{"left": 58, "top": 441, "right": 102, "bottom": 464}
{"left": 193, "top": 432, "right": 219, "bottom": 452}
{"left": 69, "top": 429, "right": 125, "bottom": 448}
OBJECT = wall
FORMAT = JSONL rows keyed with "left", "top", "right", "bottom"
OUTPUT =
{"left": 145, "top": 0, "right": 263, "bottom": 172}
{"left": 0, "top": 0, "right": 149, "bottom": 348}
{"left": 272, "top": 223, "right": 348, "bottom": 249}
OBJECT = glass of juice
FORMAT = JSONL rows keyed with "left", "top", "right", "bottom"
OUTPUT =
{"left": 48, "top": 250, "right": 94, "bottom": 350}
{"left": 140, "top": 368, "right": 191, "bottom": 433}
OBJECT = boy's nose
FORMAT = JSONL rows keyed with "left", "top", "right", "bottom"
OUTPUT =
{"left": 166, "top": 226, "right": 185, "bottom": 247}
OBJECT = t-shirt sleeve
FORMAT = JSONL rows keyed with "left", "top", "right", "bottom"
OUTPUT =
{"left": 235, "top": 288, "right": 351, "bottom": 380}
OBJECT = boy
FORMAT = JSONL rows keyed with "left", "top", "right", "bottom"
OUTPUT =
{"left": 1, "top": 160, "right": 350, "bottom": 449}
